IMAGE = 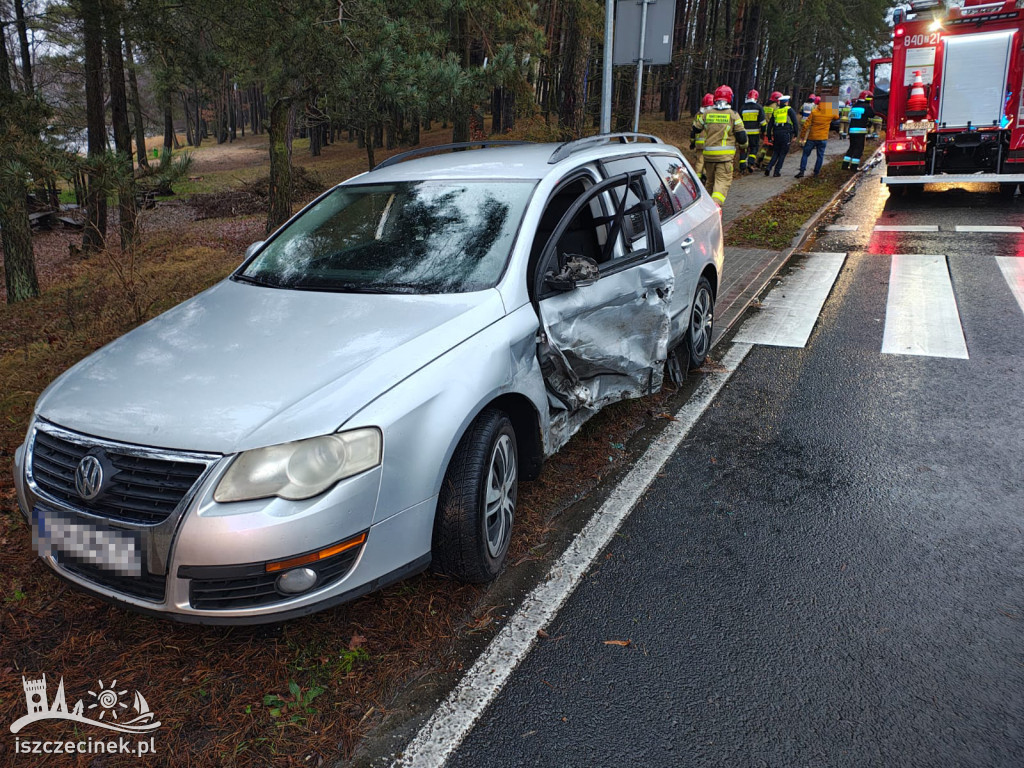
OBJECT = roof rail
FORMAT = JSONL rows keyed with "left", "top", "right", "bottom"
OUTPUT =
{"left": 373, "top": 140, "right": 533, "bottom": 170}
{"left": 547, "top": 133, "right": 663, "bottom": 164}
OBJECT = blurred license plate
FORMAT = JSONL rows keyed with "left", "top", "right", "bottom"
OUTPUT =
{"left": 903, "top": 120, "right": 932, "bottom": 137}
{"left": 33, "top": 507, "right": 142, "bottom": 576}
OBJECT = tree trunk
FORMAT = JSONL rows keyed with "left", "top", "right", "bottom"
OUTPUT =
{"left": 103, "top": 0, "right": 137, "bottom": 251}
{"left": 124, "top": 36, "right": 149, "bottom": 169}
{"left": 81, "top": 0, "right": 107, "bottom": 254}
{"left": 265, "top": 97, "right": 294, "bottom": 235}
{"left": 14, "top": 0, "right": 33, "bottom": 94}
{"left": 163, "top": 93, "right": 174, "bottom": 153}
{"left": 0, "top": 31, "right": 38, "bottom": 302}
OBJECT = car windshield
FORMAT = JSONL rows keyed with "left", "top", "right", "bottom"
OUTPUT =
{"left": 237, "top": 180, "right": 535, "bottom": 294}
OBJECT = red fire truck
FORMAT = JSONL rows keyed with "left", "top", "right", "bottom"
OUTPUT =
{"left": 872, "top": 0, "right": 1024, "bottom": 194}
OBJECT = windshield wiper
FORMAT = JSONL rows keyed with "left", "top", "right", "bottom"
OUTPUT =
{"left": 233, "top": 272, "right": 283, "bottom": 288}
{"left": 290, "top": 282, "right": 418, "bottom": 294}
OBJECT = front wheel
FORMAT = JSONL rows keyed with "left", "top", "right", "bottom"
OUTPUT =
{"left": 684, "top": 276, "right": 715, "bottom": 370}
{"left": 432, "top": 409, "right": 518, "bottom": 583}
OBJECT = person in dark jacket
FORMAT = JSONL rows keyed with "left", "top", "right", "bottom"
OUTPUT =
{"left": 764, "top": 95, "right": 800, "bottom": 177}
{"left": 843, "top": 91, "right": 876, "bottom": 171}
{"left": 739, "top": 90, "right": 766, "bottom": 173}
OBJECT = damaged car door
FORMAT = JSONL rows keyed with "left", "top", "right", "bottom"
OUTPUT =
{"left": 532, "top": 170, "right": 675, "bottom": 441}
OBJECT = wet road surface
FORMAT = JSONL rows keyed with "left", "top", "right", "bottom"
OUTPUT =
{"left": 442, "top": 176, "right": 1024, "bottom": 766}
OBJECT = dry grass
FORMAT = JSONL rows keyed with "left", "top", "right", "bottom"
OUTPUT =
{"left": 0, "top": 119, "right": 695, "bottom": 766}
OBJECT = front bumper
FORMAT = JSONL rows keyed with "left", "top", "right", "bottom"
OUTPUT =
{"left": 14, "top": 420, "right": 435, "bottom": 623}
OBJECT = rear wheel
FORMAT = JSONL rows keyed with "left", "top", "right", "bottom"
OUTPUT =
{"left": 1000, "top": 183, "right": 1018, "bottom": 199}
{"left": 684, "top": 276, "right": 715, "bottom": 370}
{"left": 432, "top": 409, "right": 518, "bottom": 583}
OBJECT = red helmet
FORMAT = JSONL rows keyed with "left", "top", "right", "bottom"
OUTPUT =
{"left": 702, "top": 93, "right": 714, "bottom": 107}
{"left": 859, "top": 89, "right": 873, "bottom": 100}
{"left": 812, "top": 95, "right": 821, "bottom": 105}
{"left": 770, "top": 91, "right": 783, "bottom": 102}
{"left": 746, "top": 89, "right": 759, "bottom": 101}
{"left": 808, "top": 93, "right": 817, "bottom": 101}
{"left": 714, "top": 85, "right": 734, "bottom": 103}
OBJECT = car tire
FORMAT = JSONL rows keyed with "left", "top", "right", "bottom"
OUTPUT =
{"left": 432, "top": 408, "right": 518, "bottom": 583}
{"left": 683, "top": 276, "right": 715, "bottom": 370}
{"left": 1000, "top": 182, "right": 1018, "bottom": 199}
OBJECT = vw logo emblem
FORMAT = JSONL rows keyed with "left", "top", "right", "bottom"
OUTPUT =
{"left": 74, "top": 455, "right": 104, "bottom": 500}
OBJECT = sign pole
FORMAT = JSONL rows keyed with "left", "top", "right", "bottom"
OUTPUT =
{"left": 632, "top": 0, "right": 651, "bottom": 133}
{"left": 601, "top": 0, "right": 614, "bottom": 134}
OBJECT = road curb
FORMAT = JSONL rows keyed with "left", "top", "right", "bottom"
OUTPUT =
{"left": 713, "top": 145, "right": 884, "bottom": 350}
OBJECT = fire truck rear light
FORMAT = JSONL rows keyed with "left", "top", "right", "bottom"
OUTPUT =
{"left": 895, "top": 25, "right": 905, "bottom": 35}
{"left": 895, "top": 143, "right": 907, "bottom": 151}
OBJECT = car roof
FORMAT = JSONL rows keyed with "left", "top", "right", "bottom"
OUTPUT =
{"left": 346, "top": 140, "right": 684, "bottom": 184}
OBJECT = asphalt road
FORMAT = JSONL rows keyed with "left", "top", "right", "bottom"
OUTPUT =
{"left": 443, "top": 177, "right": 1024, "bottom": 766}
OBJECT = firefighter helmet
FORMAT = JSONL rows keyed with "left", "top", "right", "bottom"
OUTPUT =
{"left": 859, "top": 89, "right": 873, "bottom": 100}
{"left": 770, "top": 91, "right": 783, "bottom": 102}
{"left": 702, "top": 93, "right": 714, "bottom": 107}
{"left": 714, "top": 85, "right": 734, "bottom": 103}
{"left": 812, "top": 95, "right": 821, "bottom": 105}
{"left": 747, "top": 89, "right": 759, "bottom": 102}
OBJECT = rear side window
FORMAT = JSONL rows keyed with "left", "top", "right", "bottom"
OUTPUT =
{"left": 647, "top": 155, "right": 699, "bottom": 214}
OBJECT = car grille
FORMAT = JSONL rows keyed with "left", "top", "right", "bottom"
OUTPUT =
{"left": 184, "top": 545, "right": 362, "bottom": 610}
{"left": 58, "top": 557, "right": 167, "bottom": 602}
{"left": 30, "top": 428, "right": 209, "bottom": 526}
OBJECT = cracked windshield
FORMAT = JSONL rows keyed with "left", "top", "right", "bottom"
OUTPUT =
{"left": 240, "top": 181, "right": 535, "bottom": 293}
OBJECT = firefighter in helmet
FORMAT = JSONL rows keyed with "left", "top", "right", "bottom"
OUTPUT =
{"left": 764, "top": 94, "right": 799, "bottom": 177}
{"left": 843, "top": 90, "right": 876, "bottom": 171}
{"left": 691, "top": 85, "right": 748, "bottom": 206}
{"left": 866, "top": 90, "right": 883, "bottom": 140}
{"left": 691, "top": 93, "right": 715, "bottom": 181}
{"left": 756, "top": 91, "right": 782, "bottom": 168}
{"left": 739, "top": 89, "right": 766, "bottom": 173}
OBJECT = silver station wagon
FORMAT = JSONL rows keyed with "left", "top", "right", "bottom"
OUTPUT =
{"left": 13, "top": 134, "right": 724, "bottom": 623}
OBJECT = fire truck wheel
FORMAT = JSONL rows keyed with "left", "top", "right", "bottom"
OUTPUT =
{"left": 999, "top": 183, "right": 1018, "bottom": 199}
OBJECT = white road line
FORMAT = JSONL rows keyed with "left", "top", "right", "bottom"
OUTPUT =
{"left": 954, "top": 225, "right": 1024, "bottom": 233}
{"left": 873, "top": 225, "right": 939, "bottom": 232}
{"left": 392, "top": 342, "right": 753, "bottom": 768}
{"left": 882, "top": 254, "right": 969, "bottom": 359}
{"left": 825, "top": 224, "right": 859, "bottom": 232}
{"left": 995, "top": 256, "right": 1024, "bottom": 316}
{"left": 731, "top": 253, "right": 846, "bottom": 348}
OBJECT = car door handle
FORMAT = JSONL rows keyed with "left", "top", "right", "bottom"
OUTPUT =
{"left": 681, "top": 237, "right": 695, "bottom": 249}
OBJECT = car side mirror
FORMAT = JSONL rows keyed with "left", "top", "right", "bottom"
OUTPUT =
{"left": 543, "top": 255, "right": 600, "bottom": 292}
{"left": 244, "top": 240, "right": 265, "bottom": 261}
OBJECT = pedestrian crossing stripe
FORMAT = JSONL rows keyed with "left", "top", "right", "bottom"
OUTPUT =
{"left": 954, "top": 225, "right": 1024, "bottom": 233}
{"left": 732, "top": 253, "right": 846, "bottom": 348}
{"left": 874, "top": 225, "right": 939, "bottom": 232}
{"left": 882, "top": 254, "right": 969, "bottom": 360}
{"left": 995, "top": 256, "right": 1024, "bottom": 316}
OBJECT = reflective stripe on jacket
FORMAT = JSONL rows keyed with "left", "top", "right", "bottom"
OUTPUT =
{"left": 740, "top": 102, "right": 766, "bottom": 132}
{"left": 693, "top": 108, "right": 748, "bottom": 161}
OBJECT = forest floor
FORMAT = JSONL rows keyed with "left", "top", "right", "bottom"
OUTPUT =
{"left": 0, "top": 116, "right": 842, "bottom": 767}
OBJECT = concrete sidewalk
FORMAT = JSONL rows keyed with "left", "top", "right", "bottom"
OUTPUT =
{"left": 712, "top": 139, "right": 848, "bottom": 345}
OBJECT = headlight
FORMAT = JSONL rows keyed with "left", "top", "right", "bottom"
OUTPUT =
{"left": 213, "top": 428, "right": 382, "bottom": 503}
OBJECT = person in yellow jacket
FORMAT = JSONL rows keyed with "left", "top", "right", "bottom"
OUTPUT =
{"left": 691, "top": 84, "right": 747, "bottom": 206}
{"left": 795, "top": 95, "right": 831, "bottom": 178}
{"left": 838, "top": 101, "right": 851, "bottom": 139}
{"left": 691, "top": 93, "right": 714, "bottom": 181}
{"left": 756, "top": 91, "right": 782, "bottom": 168}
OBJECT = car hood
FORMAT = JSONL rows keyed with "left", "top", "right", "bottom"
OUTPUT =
{"left": 35, "top": 280, "right": 507, "bottom": 454}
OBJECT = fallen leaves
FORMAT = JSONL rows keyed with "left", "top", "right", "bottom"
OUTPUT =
{"left": 602, "top": 639, "right": 631, "bottom": 647}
